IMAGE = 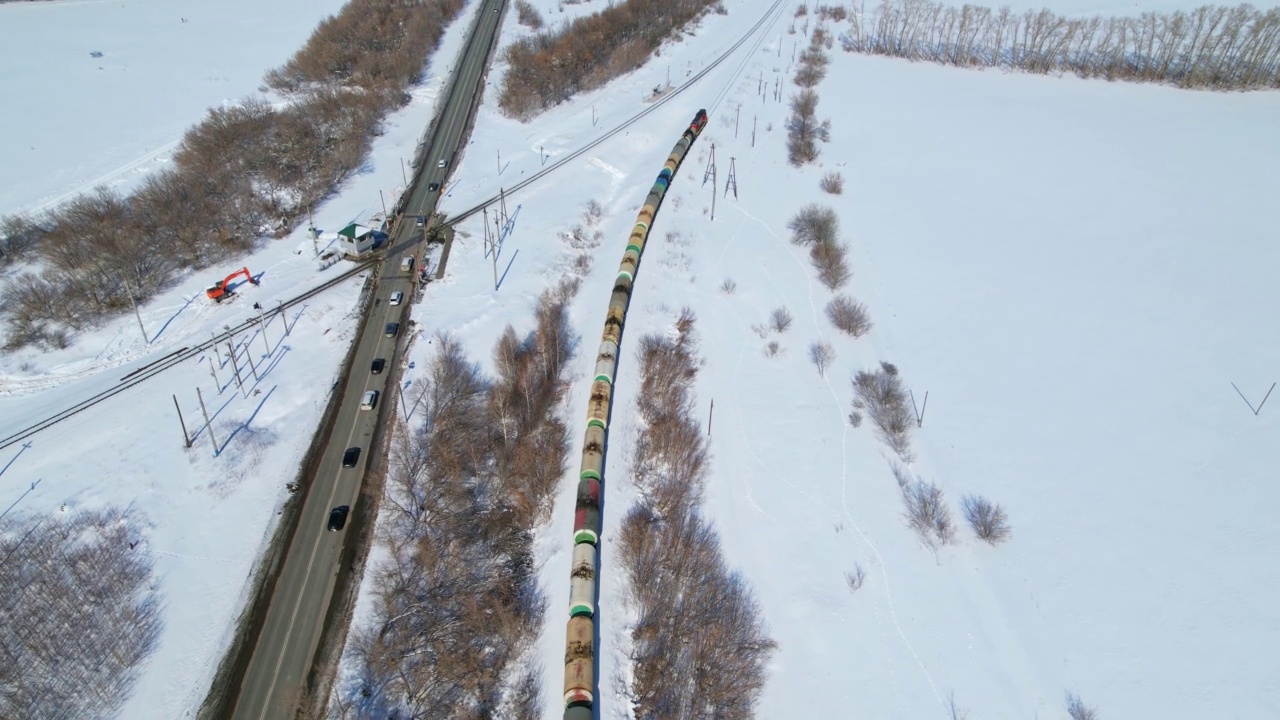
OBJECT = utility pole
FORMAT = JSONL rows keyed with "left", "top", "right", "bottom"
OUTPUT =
{"left": 735, "top": 104, "right": 741, "bottom": 138}
{"left": 483, "top": 207, "right": 492, "bottom": 259}
{"left": 256, "top": 304, "right": 270, "bottom": 356}
{"left": 592, "top": 105, "right": 596, "bottom": 127}
{"left": 497, "top": 148, "right": 502, "bottom": 175}
{"left": 400, "top": 157, "right": 408, "bottom": 186}
{"left": 227, "top": 340, "right": 246, "bottom": 397}
{"left": 206, "top": 354, "right": 221, "bottom": 393}
{"left": 125, "top": 283, "right": 148, "bottom": 344}
{"left": 752, "top": 115, "right": 757, "bottom": 148}
{"left": 173, "top": 395, "right": 192, "bottom": 449}
{"left": 197, "top": 387, "right": 218, "bottom": 455}
{"left": 379, "top": 189, "right": 388, "bottom": 220}
{"left": 277, "top": 300, "right": 290, "bottom": 337}
{"left": 400, "top": 385, "right": 410, "bottom": 421}
{"left": 725, "top": 157, "right": 738, "bottom": 199}
{"left": 309, "top": 207, "right": 319, "bottom": 257}
{"left": 540, "top": 144, "right": 546, "bottom": 166}
{"left": 711, "top": 160, "right": 717, "bottom": 221}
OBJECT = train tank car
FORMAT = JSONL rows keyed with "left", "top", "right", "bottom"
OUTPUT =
{"left": 561, "top": 109, "right": 707, "bottom": 720}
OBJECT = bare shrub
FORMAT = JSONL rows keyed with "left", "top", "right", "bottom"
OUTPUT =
{"left": 819, "top": 170, "right": 844, "bottom": 194}
{"left": 848, "top": 410, "right": 863, "bottom": 427}
{"left": 0, "top": 507, "right": 162, "bottom": 719}
{"left": 808, "top": 340, "right": 834, "bottom": 376}
{"left": 816, "top": 4, "right": 847, "bottom": 21}
{"left": 499, "top": 0, "right": 722, "bottom": 118}
{"left": 899, "top": 472, "right": 955, "bottom": 551}
{"left": 795, "top": 3, "right": 808, "bottom": 16}
{"left": 852, "top": 362, "right": 912, "bottom": 459}
{"left": 826, "top": 295, "right": 872, "bottom": 337}
{"left": 845, "top": 564, "right": 866, "bottom": 592}
{"left": 787, "top": 204, "right": 838, "bottom": 246}
{"left": 584, "top": 198, "right": 603, "bottom": 224}
{"left": 962, "top": 495, "right": 1011, "bottom": 544}
{"left": 946, "top": 692, "right": 969, "bottom": 720}
{"left": 1066, "top": 692, "right": 1099, "bottom": 720}
{"left": 514, "top": 0, "right": 544, "bottom": 28}
{"left": 811, "top": 239, "right": 851, "bottom": 289}
{"left": 763, "top": 340, "right": 782, "bottom": 358}
{"left": 720, "top": 277, "right": 737, "bottom": 294}
{"left": 770, "top": 306, "right": 793, "bottom": 333}
{"left": 786, "top": 88, "right": 830, "bottom": 165}
{"left": 620, "top": 312, "right": 776, "bottom": 717}
{"left": 0, "top": 213, "right": 43, "bottom": 265}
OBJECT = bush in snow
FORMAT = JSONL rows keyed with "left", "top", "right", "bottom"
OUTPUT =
{"left": 1066, "top": 692, "right": 1099, "bottom": 720}
{"left": 826, "top": 294, "right": 872, "bottom": 337}
{"left": 819, "top": 170, "right": 844, "bottom": 194}
{"left": 899, "top": 471, "right": 956, "bottom": 551}
{"left": 852, "top": 362, "right": 912, "bottom": 460}
{"left": 514, "top": 0, "right": 543, "bottom": 28}
{"left": 809, "top": 340, "right": 835, "bottom": 377}
{"left": 962, "top": 494, "right": 1012, "bottom": 544}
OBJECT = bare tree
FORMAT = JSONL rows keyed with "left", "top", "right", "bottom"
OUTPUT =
{"left": 819, "top": 170, "right": 844, "bottom": 194}
{"left": 770, "top": 306, "right": 794, "bottom": 333}
{"left": 845, "top": 564, "right": 866, "bottom": 592}
{"left": 826, "top": 295, "right": 872, "bottom": 337}
{"left": 786, "top": 89, "right": 830, "bottom": 165}
{"left": 852, "top": 362, "right": 912, "bottom": 459}
{"left": 1066, "top": 692, "right": 1099, "bottom": 720}
{"left": 787, "top": 204, "right": 838, "bottom": 246}
{"left": 620, "top": 312, "right": 777, "bottom": 717}
{"left": 962, "top": 494, "right": 1011, "bottom": 544}
{"left": 514, "top": 0, "right": 544, "bottom": 28}
{"left": 808, "top": 340, "right": 835, "bottom": 376}
{"left": 720, "top": 277, "right": 737, "bottom": 294}
{"left": 0, "top": 507, "right": 163, "bottom": 719}
{"left": 899, "top": 473, "right": 955, "bottom": 551}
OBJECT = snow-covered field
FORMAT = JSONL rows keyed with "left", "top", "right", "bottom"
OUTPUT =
{"left": 4, "top": 0, "right": 1280, "bottom": 717}
{"left": 0, "top": 0, "right": 351, "bottom": 216}
{"left": 0, "top": 1, "right": 485, "bottom": 718}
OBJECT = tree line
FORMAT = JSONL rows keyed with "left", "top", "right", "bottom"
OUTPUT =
{"left": 499, "top": 0, "right": 724, "bottom": 118}
{"left": 617, "top": 311, "right": 776, "bottom": 718}
{"left": 333, "top": 285, "right": 577, "bottom": 719}
{"left": 841, "top": 0, "right": 1280, "bottom": 90}
{"left": 0, "top": 0, "right": 465, "bottom": 350}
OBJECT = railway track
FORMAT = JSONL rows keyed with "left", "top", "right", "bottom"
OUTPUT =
{"left": 0, "top": 261, "right": 375, "bottom": 452}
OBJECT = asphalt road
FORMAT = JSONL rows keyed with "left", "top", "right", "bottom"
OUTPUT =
{"left": 229, "top": 2, "right": 505, "bottom": 717}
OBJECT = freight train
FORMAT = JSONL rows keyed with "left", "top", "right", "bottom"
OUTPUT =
{"left": 562, "top": 108, "right": 710, "bottom": 720}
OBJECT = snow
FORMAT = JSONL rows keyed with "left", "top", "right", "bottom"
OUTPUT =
{"left": 3, "top": 0, "right": 1279, "bottom": 717}
{"left": 0, "top": 0, "right": 349, "bottom": 216}
{"left": 0, "top": 1, "right": 483, "bottom": 718}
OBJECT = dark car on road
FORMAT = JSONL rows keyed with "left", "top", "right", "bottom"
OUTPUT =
{"left": 371, "top": 358, "right": 385, "bottom": 374}
{"left": 327, "top": 506, "right": 350, "bottom": 532}
{"left": 428, "top": 182, "right": 440, "bottom": 192}
{"left": 342, "top": 447, "right": 361, "bottom": 468}
{"left": 384, "top": 322, "right": 399, "bottom": 337}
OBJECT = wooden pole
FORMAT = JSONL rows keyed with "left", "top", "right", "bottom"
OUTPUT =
{"left": 173, "top": 394, "right": 192, "bottom": 448}
{"left": 227, "top": 341, "right": 246, "bottom": 397}
{"left": 256, "top": 305, "right": 270, "bottom": 356}
{"left": 244, "top": 345, "right": 259, "bottom": 382}
{"left": 708, "top": 399, "right": 714, "bottom": 436}
{"left": 207, "top": 354, "right": 221, "bottom": 393}
{"left": 400, "top": 157, "right": 408, "bottom": 186}
{"left": 197, "top": 387, "right": 218, "bottom": 454}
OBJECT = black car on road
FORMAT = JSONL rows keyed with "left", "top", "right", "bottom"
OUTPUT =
{"left": 342, "top": 447, "right": 361, "bottom": 468}
{"left": 327, "top": 506, "right": 350, "bottom": 532}
{"left": 371, "top": 358, "right": 385, "bottom": 374}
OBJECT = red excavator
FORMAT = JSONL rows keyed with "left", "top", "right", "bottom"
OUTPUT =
{"left": 205, "top": 267, "right": 259, "bottom": 302}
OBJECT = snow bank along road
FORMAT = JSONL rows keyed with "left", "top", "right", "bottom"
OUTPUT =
{"left": 221, "top": 1, "right": 508, "bottom": 717}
